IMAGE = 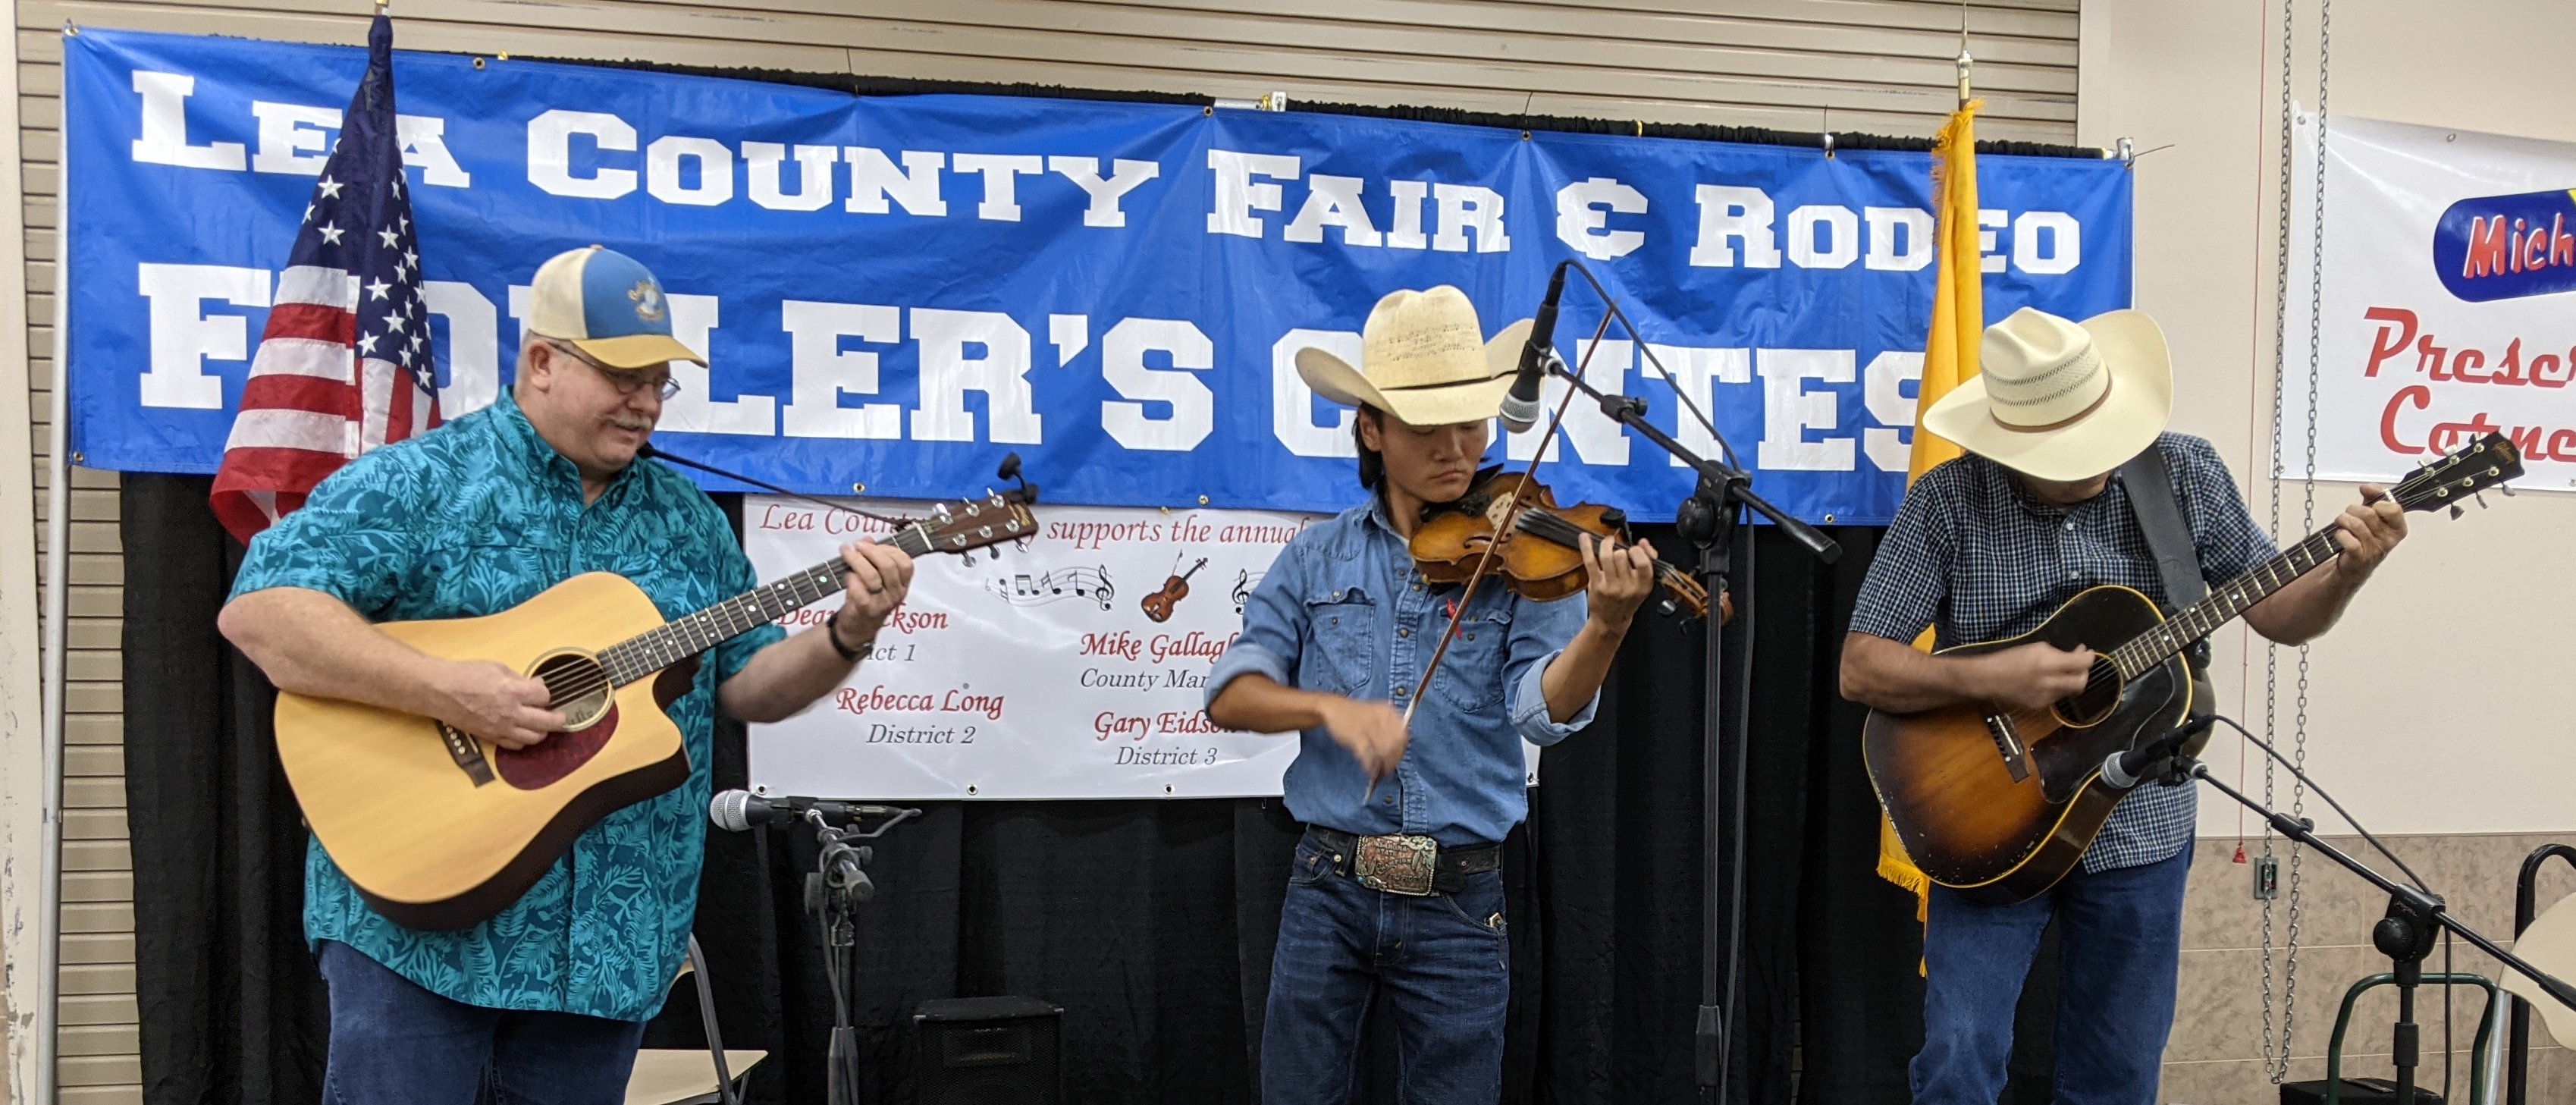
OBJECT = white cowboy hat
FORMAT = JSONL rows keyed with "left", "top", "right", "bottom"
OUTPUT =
{"left": 1920, "top": 307, "right": 2174, "bottom": 482}
{"left": 1294, "top": 286, "right": 1533, "bottom": 427}
{"left": 2505, "top": 891, "right": 2576, "bottom": 1048}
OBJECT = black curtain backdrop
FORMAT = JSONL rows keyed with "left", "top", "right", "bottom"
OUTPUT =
{"left": 123, "top": 474, "right": 2063, "bottom": 1103}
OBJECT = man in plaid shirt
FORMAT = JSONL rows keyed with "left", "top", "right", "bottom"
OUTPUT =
{"left": 1840, "top": 309, "right": 2408, "bottom": 1105}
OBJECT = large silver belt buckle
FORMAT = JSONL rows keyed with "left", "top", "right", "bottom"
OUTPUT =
{"left": 1353, "top": 834, "right": 1439, "bottom": 896}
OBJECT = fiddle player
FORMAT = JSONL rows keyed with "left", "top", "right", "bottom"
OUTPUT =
{"left": 1204, "top": 286, "right": 1657, "bottom": 1104}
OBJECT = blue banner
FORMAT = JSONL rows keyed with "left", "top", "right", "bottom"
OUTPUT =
{"left": 64, "top": 28, "right": 2130, "bottom": 523}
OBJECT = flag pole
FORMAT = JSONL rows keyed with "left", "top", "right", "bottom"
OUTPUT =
{"left": 33, "top": 25, "right": 75, "bottom": 1103}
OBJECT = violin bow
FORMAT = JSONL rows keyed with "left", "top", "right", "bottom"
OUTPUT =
{"left": 1363, "top": 312, "right": 1612, "bottom": 800}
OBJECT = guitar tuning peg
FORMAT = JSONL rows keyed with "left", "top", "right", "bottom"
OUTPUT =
{"left": 2500, "top": 483, "right": 2518, "bottom": 497}
{"left": 2476, "top": 492, "right": 2489, "bottom": 509}
{"left": 2449, "top": 504, "right": 2464, "bottom": 520}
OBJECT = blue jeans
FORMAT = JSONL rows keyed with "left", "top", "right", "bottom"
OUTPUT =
{"left": 318, "top": 940, "right": 648, "bottom": 1105}
{"left": 1261, "top": 830, "right": 1511, "bottom": 1105}
{"left": 1912, "top": 843, "right": 2194, "bottom": 1105}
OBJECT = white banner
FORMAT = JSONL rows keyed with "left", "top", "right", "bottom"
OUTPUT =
{"left": 2286, "top": 111, "right": 2576, "bottom": 487}
{"left": 744, "top": 497, "right": 1323, "bottom": 799}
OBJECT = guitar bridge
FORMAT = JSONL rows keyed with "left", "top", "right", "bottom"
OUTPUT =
{"left": 1983, "top": 712, "right": 2032, "bottom": 783}
{"left": 438, "top": 721, "right": 495, "bottom": 786}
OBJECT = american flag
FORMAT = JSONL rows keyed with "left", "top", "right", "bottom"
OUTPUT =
{"left": 211, "top": 14, "right": 438, "bottom": 545}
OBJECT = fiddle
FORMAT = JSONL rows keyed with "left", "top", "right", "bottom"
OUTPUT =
{"left": 1409, "top": 469, "right": 1728, "bottom": 623}
{"left": 1140, "top": 557, "right": 1206, "bottom": 623}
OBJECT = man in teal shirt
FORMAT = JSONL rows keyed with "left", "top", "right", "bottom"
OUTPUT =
{"left": 221, "top": 247, "right": 912, "bottom": 1103}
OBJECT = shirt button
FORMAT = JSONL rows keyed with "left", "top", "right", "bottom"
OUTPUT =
{"left": 1398, "top": 628, "right": 1410, "bottom": 639}
{"left": 2064, "top": 522, "right": 2076, "bottom": 532}
{"left": 2067, "top": 570, "right": 2079, "bottom": 579}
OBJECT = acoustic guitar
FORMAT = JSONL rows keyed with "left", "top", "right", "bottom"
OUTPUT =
{"left": 275, "top": 482, "right": 1038, "bottom": 930}
{"left": 1863, "top": 433, "right": 2521, "bottom": 905}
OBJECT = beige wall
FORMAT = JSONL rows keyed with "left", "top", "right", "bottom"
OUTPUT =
{"left": 2080, "top": 0, "right": 2576, "bottom": 1100}
{"left": 2082, "top": 0, "right": 2576, "bottom": 841}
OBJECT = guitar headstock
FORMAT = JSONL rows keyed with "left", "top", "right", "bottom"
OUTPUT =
{"left": 908, "top": 485, "right": 1040, "bottom": 557}
{"left": 2390, "top": 432, "right": 2523, "bottom": 514}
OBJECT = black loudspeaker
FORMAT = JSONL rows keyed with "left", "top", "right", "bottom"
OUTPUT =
{"left": 2280, "top": 1078, "right": 2444, "bottom": 1104}
{"left": 912, "top": 996, "right": 1063, "bottom": 1105}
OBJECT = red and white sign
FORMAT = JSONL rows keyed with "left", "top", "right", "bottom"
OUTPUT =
{"left": 2284, "top": 111, "right": 2576, "bottom": 486}
{"left": 744, "top": 497, "right": 1322, "bottom": 799}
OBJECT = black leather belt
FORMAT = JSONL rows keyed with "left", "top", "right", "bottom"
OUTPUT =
{"left": 1304, "top": 826, "right": 1501, "bottom": 896}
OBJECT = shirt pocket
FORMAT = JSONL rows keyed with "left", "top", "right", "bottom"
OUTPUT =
{"left": 1431, "top": 606, "right": 1515, "bottom": 714}
{"left": 420, "top": 526, "right": 565, "bottom": 614}
{"left": 1302, "top": 585, "right": 1379, "bottom": 695}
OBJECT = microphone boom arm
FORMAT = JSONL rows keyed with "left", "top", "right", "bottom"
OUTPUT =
{"left": 1539, "top": 355, "right": 1840, "bottom": 563}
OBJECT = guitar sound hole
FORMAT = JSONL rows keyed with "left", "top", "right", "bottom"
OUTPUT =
{"left": 2053, "top": 656, "right": 2124, "bottom": 728}
{"left": 530, "top": 651, "right": 612, "bottom": 730}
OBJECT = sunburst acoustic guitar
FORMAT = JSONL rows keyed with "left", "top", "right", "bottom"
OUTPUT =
{"left": 275, "top": 479, "right": 1038, "bottom": 931}
{"left": 1863, "top": 433, "right": 2521, "bottom": 906}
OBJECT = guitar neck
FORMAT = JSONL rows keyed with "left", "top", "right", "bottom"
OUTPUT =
{"left": 2106, "top": 526, "right": 2344, "bottom": 679}
{"left": 595, "top": 522, "right": 949, "bottom": 686}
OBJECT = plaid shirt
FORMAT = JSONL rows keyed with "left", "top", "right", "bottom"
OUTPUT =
{"left": 1850, "top": 432, "right": 2277, "bottom": 873}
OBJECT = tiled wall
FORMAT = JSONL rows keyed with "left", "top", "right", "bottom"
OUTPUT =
{"left": 2161, "top": 832, "right": 2576, "bottom": 1104}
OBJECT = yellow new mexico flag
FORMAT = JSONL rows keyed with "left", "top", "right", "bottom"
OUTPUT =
{"left": 1876, "top": 99, "right": 1985, "bottom": 918}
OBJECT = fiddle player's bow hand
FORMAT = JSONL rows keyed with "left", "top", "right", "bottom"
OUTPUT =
{"left": 1583, "top": 535, "right": 1658, "bottom": 632}
{"left": 1319, "top": 696, "right": 1408, "bottom": 780}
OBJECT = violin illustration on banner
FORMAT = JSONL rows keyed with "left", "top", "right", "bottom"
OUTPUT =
{"left": 1140, "top": 556, "right": 1207, "bottom": 623}
{"left": 985, "top": 566, "right": 1116, "bottom": 611}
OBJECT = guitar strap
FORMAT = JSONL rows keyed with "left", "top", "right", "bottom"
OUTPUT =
{"left": 2116, "top": 444, "right": 2211, "bottom": 669}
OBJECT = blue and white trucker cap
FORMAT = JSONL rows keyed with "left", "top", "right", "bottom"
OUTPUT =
{"left": 526, "top": 246, "right": 706, "bottom": 369}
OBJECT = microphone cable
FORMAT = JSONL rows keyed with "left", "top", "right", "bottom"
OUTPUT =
{"left": 2207, "top": 714, "right": 2427, "bottom": 892}
{"left": 1552, "top": 258, "right": 1742, "bottom": 471}
{"left": 639, "top": 442, "right": 908, "bottom": 526}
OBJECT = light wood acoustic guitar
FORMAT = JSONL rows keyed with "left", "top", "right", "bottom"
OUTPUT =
{"left": 275, "top": 481, "right": 1038, "bottom": 930}
{"left": 1863, "top": 432, "right": 2521, "bottom": 906}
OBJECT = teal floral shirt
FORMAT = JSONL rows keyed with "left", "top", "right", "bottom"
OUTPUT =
{"left": 230, "top": 391, "right": 785, "bottom": 1022}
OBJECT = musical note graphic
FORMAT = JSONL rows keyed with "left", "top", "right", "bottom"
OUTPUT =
{"left": 985, "top": 566, "right": 1116, "bottom": 611}
{"left": 1231, "top": 569, "right": 1266, "bottom": 614}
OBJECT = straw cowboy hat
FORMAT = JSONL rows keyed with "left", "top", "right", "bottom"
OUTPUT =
{"left": 1921, "top": 307, "right": 2174, "bottom": 482}
{"left": 1295, "top": 286, "right": 1534, "bottom": 427}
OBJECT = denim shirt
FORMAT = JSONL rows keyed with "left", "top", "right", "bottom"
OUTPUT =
{"left": 1206, "top": 494, "right": 1598, "bottom": 847}
{"left": 230, "top": 391, "right": 785, "bottom": 1021}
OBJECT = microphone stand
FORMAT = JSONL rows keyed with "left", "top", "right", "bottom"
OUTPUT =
{"left": 1539, "top": 359, "right": 1839, "bottom": 1103}
{"left": 799, "top": 805, "right": 918, "bottom": 1105}
{"left": 2179, "top": 756, "right": 2576, "bottom": 1105}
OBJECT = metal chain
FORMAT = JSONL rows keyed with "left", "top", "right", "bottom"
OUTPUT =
{"left": 2257, "top": 0, "right": 2294, "bottom": 1076}
{"left": 2258, "top": 0, "right": 2330, "bottom": 1081}
{"left": 2281, "top": 0, "right": 2331, "bottom": 1071}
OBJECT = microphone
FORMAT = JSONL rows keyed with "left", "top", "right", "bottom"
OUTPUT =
{"left": 2100, "top": 714, "right": 2220, "bottom": 790}
{"left": 1499, "top": 262, "right": 1570, "bottom": 435}
{"left": 709, "top": 790, "right": 903, "bottom": 832}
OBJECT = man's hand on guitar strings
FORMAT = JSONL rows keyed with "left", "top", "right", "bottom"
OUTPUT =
{"left": 834, "top": 539, "right": 917, "bottom": 644}
{"left": 1975, "top": 641, "right": 2094, "bottom": 714}
{"left": 2330, "top": 485, "right": 2408, "bottom": 580}
{"left": 434, "top": 659, "right": 566, "bottom": 749}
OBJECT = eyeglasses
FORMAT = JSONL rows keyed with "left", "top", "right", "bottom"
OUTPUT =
{"left": 549, "top": 340, "right": 682, "bottom": 401}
